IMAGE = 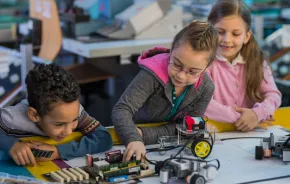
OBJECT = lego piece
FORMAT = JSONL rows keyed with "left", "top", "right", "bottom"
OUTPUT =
{"left": 50, "top": 171, "right": 64, "bottom": 183}
{"left": 31, "top": 149, "right": 40, "bottom": 157}
{"left": 85, "top": 154, "right": 93, "bottom": 167}
{"left": 40, "top": 151, "right": 47, "bottom": 157}
{"left": 283, "top": 149, "right": 290, "bottom": 162}
{"left": 185, "top": 116, "right": 195, "bottom": 131}
{"left": 160, "top": 168, "right": 169, "bottom": 184}
{"left": 94, "top": 160, "right": 110, "bottom": 167}
{"left": 108, "top": 175, "right": 128, "bottom": 182}
{"left": 105, "top": 150, "right": 122, "bottom": 163}
{"left": 31, "top": 149, "right": 54, "bottom": 158}
{"left": 92, "top": 155, "right": 100, "bottom": 162}
{"left": 93, "top": 160, "right": 110, "bottom": 172}
{"left": 74, "top": 167, "right": 89, "bottom": 180}
{"left": 62, "top": 169, "right": 77, "bottom": 181}
{"left": 128, "top": 166, "right": 140, "bottom": 173}
{"left": 102, "top": 166, "right": 141, "bottom": 178}
{"left": 71, "top": 181, "right": 90, "bottom": 184}
{"left": 56, "top": 170, "right": 71, "bottom": 182}
{"left": 69, "top": 168, "right": 83, "bottom": 181}
{"left": 140, "top": 169, "right": 154, "bottom": 177}
{"left": 83, "top": 166, "right": 99, "bottom": 178}
{"left": 46, "top": 151, "right": 54, "bottom": 158}
{"left": 140, "top": 163, "right": 149, "bottom": 170}
{"left": 95, "top": 176, "right": 100, "bottom": 181}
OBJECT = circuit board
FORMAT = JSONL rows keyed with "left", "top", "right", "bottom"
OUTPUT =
{"left": 43, "top": 159, "right": 154, "bottom": 183}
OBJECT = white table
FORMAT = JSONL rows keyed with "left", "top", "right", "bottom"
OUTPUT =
{"left": 65, "top": 126, "right": 290, "bottom": 184}
{"left": 62, "top": 38, "right": 172, "bottom": 58}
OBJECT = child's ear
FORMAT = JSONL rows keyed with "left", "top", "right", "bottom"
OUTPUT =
{"left": 244, "top": 30, "right": 252, "bottom": 44}
{"left": 27, "top": 107, "right": 40, "bottom": 123}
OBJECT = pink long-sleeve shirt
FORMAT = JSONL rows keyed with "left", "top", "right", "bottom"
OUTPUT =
{"left": 205, "top": 54, "right": 282, "bottom": 123}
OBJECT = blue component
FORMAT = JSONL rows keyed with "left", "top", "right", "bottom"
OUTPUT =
{"left": 198, "top": 117, "right": 205, "bottom": 123}
{"left": 109, "top": 175, "right": 129, "bottom": 182}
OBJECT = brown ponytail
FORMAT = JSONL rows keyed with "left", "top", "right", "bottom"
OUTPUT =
{"left": 241, "top": 35, "right": 265, "bottom": 102}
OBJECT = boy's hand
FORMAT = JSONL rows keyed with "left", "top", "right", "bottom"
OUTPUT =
{"left": 9, "top": 142, "right": 37, "bottom": 166}
{"left": 123, "top": 141, "right": 146, "bottom": 163}
{"left": 29, "top": 141, "right": 60, "bottom": 162}
{"left": 234, "top": 107, "right": 259, "bottom": 132}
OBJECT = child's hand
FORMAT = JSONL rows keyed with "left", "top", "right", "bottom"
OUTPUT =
{"left": 9, "top": 142, "right": 37, "bottom": 166}
{"left": 136, "top": 127, "right": 143, "bottom": 137}
{"left": 122, "top": 141, "right": 146, "bottom": 163}
{"left": 234, "top": 107, "right": 259, "bottom": 132}
{"left": 256, "top": 116, "right": 275, "bottom": 130}
{"left": 29, "top": 141, "right": 60, "bottom": 162}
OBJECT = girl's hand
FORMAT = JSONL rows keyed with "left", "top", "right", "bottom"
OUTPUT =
{"left": 256, "top": 116, "right": 275, "bottom": 130}
{"left": 136, "top": 127, "right": 143, "bottom": 137}
{"left": 9, "top": 142, "right": 37, "bottom": 166}
{"left": 122, "top": 141, "right": 146, "bottom": 163}
{"left": 234, "top": 107, "right": 259, "bottom": 132}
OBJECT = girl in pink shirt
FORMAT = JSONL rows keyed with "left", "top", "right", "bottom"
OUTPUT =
{"left": 205, "top": 0, "right": 281, "bottom": 131}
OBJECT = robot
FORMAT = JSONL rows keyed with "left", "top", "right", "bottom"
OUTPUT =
{"left": 159, "top": 158, "right": 220, "bottom": 184}
{"left": 158, "top": 116, "right": 214, "bottom": 159}
{"left": 255, "top": 133, "right": 290, "bottom": 162}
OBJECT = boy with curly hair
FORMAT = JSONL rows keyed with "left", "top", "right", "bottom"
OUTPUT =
{"left": 0, "top": 64, "right": 112, "bottom": 166}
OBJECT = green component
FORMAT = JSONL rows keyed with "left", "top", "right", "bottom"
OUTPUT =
{"left": 103, "top": 166, "right": 140, "bottom": 178}
{"left": 99, "top": 160, "right": 141, "bottom": 173}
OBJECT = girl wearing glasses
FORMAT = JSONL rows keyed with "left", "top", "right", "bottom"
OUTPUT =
{"left": 112, "top": 21, "right": 219, "bottom": 162}
{"left": 141, "top": 0, "right": 282, "bottom": 134}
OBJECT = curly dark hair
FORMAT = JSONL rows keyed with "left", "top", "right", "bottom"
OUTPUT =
{"left": 25, "top": 64, "right": 80, "bottom": 117}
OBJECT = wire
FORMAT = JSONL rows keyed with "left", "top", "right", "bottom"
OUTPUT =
{"left": 145, "top": 145, "right": 183, "bottom": 165}
{"left": 283, "top": 136, "right": 290, "bottom": 147}
{"left": 161, "top": 130, "right": 214, "bottom": 167}
{"left": 220, "top": 137, "right": 267, "bottom": 141}
{"left": 144, "top": 156, "right": 158, "bottom": 165}
{"left": 146, "top": 145, "right": 182, "bottom": 153}
{"left": 144, "top": 113, "right": 215, "bottom": 169}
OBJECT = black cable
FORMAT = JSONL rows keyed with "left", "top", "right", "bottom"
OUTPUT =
{"left": 146, "top": 145, "right": 182, "bottom": 153}
{"left": 144, "top": 156, "right": 157, "bottom": 165}
{"left": 144, "top": 127, "right": 215, "bottom": 168}
{"left": 283, "top": 136, "right": 290, "bottom": 147}
{"left": 236, "top": 175, "right": 290, "bottom": 184}
{"left": 220, "top": 137, "right": 267, "bottom": 141}
{"left": 161, "top": 130, "right": 214, "bottom": 167}
{"left": 145, "top": 145, "right": 183, "bottom": 165}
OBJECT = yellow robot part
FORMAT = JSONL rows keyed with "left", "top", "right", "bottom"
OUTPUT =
{"left": 192, "top": 140, "right": 211, "bottom": 159}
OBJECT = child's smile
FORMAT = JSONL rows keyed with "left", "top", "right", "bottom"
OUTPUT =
{"left": 219, "top": 45, "right": 235, "bottom": 50}
{"left": 33, "top": 100, "right": 80, "bottom": 142}
{"left": 214, "top": 15, "right": 251, "bottom": 62}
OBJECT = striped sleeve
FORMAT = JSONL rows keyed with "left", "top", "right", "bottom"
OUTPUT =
{"left": 77, "top": 108, "right": 100, "bottom": 134}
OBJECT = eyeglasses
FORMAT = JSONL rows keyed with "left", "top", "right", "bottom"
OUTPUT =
{"left": 169, "top": 62, "right": 202, "bottom": 78}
